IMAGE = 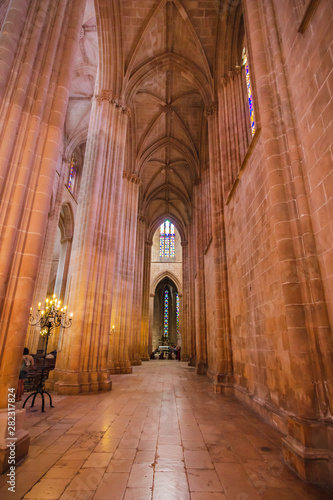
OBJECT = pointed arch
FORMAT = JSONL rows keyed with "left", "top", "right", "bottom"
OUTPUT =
{"left": 151, "top": 270, "right": 182, "bottom": 296}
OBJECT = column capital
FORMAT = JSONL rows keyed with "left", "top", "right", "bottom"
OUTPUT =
{"left": 204, "top": 102, "right": 217, "bottom": 118}
{"left": 181, "top": 241, "right": 188, "bottom": 247}
{"left": 145, "top": 239, "right": 153, "bottom": 246}
{"left": 193, "top": 177, "right": 201, "bottom": 186}
{"left": 60, "top": 236, "right": 72, "bottom": 245}
{"left": 123, "top": 171, "right": 141, "bottom": 184}
{"left": 137, "top": 213, "right": 147, "bottom": 223}
{"left": 95, "top": 90, "right": 131, "bottom": 115}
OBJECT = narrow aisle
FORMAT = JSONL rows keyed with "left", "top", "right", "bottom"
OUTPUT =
{"left": 1, "top": 361, "right": 331, "bottom": 500}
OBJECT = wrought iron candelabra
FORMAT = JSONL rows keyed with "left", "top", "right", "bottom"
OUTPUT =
{"left": 23, "top": 295, "right": 73, "bottom": 412}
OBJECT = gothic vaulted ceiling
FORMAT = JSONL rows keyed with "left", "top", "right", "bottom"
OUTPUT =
{"left": 68, "top": 0, "right": 223, "bottom": 236}
{"left": 121, "top": 0, "right": 219, "bottom": 235}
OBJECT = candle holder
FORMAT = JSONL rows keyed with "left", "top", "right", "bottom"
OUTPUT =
{"left": 23, "top": 295, "right": 73, "bottom": 412}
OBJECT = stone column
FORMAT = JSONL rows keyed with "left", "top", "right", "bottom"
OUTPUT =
{"left": 109, "top": 172, "right": 140, "bottom": 373}
{"left": 25, "top": 156, "right": 68, "bottom": 352}
{"left": 245, "top": 0, "right": 333, "bottom": 483}
{"left": 49, "top": 92, "right": 130, "bottom": 394}
{"left": 0, "top": 0, "right": 85, "bottom": 473}
{"left": 181, "top": 240, "right": 192, "bottom": 361}
{"left": 130, "top": 214, "right": 147, "bottom": 363}
{"left": 193, "top": 178, "right": 208, "bottom": 374}
{"left": 0, "top": 0, "right": 30, "bottom": 102}
{"left": 140, "top": 239, "right": 153, "bottom": 359}
{"left": 205, "top": 103, "right": 233, "bottom": 392}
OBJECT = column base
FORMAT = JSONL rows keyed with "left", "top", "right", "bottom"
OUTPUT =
{"left": 282, "top": 418, "right": 333, "bottom": 486}
{"left": 0, "top": 408, "right": 30, "bottom": 474}
{"left": 131, "top": 360, "right": 142, "bottom": 366}
{"left": 141, "top": 353, "right": 150, "bottom": 361}
{"left": 196, "top": 361, "right": 208, "bottom": 375}
{"left": 220, "top": 382, "right": 333, "bottom": 488}
{"left": 108, "top": 361, "right": 133, "bottom": 375}
{"left": 188, "top": 357, "right": 196, "bottom": 367}
{"left": 207, "top": 370, "right": 234, "bottom": 395}
{"left": 46, "top": 369, "right": 112, "bottom": 395}
{"left": 130, "top": 354, "right": 142, "bottom": 366}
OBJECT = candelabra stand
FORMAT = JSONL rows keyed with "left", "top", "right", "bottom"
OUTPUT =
{"left": 23, "top": 296, "right": 72, "bottom": 412}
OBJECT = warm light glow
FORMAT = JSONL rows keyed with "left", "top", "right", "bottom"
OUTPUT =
{"left": 30, "top": 307, "right": 32, "bottom": 311}
{"left": 70, "top": 313, "right": 73, "bottom": 317}
{"left": 112, "top": 325, "right": 115, "bottom": 329}
{"left": 46, "top": 298, "right": 49, "bottom": 303}
{"left": 64, "top": 305, "right": 67, "bottom": 310}
{"left": 41, "top": 311, "right": 45, "bottom": 315}
{"left": 53, "top": 294, "right": 56, "bottom": 299}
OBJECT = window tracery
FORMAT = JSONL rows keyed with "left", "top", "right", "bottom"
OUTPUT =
{"left": 159, "top": 221, "right": 175, "bottom": 258}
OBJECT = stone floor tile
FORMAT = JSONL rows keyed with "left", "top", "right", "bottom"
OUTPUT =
{"left": 44, "top": 460, "right": 84, "bottom": 479}
{"left": 24, "top": 478, "right": 70, "bottom": 498}
{"left": 106, "top": 459, "right": 133, "bottom": 473}
{"left": 62, "top": 448, "right": 92, "bottom": 461}
{"left": 190, "top": 493, "right": 227, "bottom": 500}
{"left": 187, "top": 469, "right": 224, "bottom": 492}
{"left": 182, "top": 440, "right": 207, "bottom": 451}
{"left": 208, "top": 444, "right": 237, "bottom": 463}
{"left": 93, "top": 472, "right": 128, "bottom": 499}
{"left": 59, "top": 491, "right": 95, "bottom": 500}
{"left": 113, "top": 448, "right": 136, "bottom": 461}
{"left": 123, "top": 487, "right": 152, "bottom": 499}
{"left": 215, "top": 462, "right": 262, "bottom": 499}
{"left": 66, "top": 469, "right": 104, "bottom": 491}
{"left": 154, "top": 459, "right": 185, "bottom": 472}
{"left": 184, "top": 450, "right": 214, "bottom": 469}
{"left": 153, "top": 471, "right": 189, "bottom": 500}
{"left": 156, "top": 444, "right": 183, "bottom": 461}
{"left": 127, "top": 463, "right": 154, "bottom": 488}
{"left": 135, "top": 450, "right": 156, "bottom": 463}
{"left": 82, "top": 453, "right": 112, "bottom": 468}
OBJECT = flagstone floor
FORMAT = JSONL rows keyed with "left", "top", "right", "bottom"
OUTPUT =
{"left": 1, "top": 361, "right": 332, "bottom": 500}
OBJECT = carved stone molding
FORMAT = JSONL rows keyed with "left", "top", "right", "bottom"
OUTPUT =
{"left": 181, "top": 241, "right": 188, "bottom": 247}
{"left": 137, "top": 213, "right": 147, "bottom": 223}
{"left": 219, "top": 77, "right": 227, "bottom": 89}
{"left": 145, "top": 240, "right": 153, "bottom": 246}
{"left": 95, "top": 90, "right": 131, "bottom": 115}
{"left": 122, "top": 171, "right": 141, "bottom": 184}
{"left": 193, "top": 177, "right": 201, "bottom": 186}
{"left": 204, "top": 102, "right": 217, "bottom": 118}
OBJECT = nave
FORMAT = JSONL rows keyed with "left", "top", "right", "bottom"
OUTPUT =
{"left": 1, "top": 361, "right": 331, "bottom": 500}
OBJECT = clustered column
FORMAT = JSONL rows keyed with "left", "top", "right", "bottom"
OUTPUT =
{"left": 108, "top": 172, "right": 140, "bottom": 374}
{"left": 50, "top": 92, "right": 130, "bottom": 393}
{"left": 140, "top": 239, "right": 153, "bottom": 359}
{"left": 205, "top": 104, "right": 233, "bottom": 391}
{"left": 131, "top": 214, "right": 147, "bottom": 363}
{"left": 0, "top": 0, "right": 85, "bottom": 471}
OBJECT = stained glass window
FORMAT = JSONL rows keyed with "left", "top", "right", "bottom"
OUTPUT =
{"left": 159, "top": 221, "right": 175, "bottom": 257}
{"left": 242, "top": 48, "right": 255, "bottom": 136}
{"left": 68, "top": 155, "right": 77, "bottom": 194}
{"left": 176, "top": 293, "right": 180, "bottom": 337}
{"left": 164, "top": 290, "right": 169, "bottom": 337}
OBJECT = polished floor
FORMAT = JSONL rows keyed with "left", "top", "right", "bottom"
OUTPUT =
{"left": 1, "top": 361, "right": 332, "bottom": 500}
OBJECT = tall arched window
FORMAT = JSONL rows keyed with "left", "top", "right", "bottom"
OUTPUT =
{"left": 176, "top": 293, "right": 180, "bottom": 338}
{"left": 159, "top": 221, "right": 175, "bottom": 258}
{"left": 164, "top": 289, "right": 169, "bottom": 337}
{"left": 67, "top": 155, "right": 77, "bottom": 194}
{"left": 242, "top": 47, "right": 255, "bottom": 136}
